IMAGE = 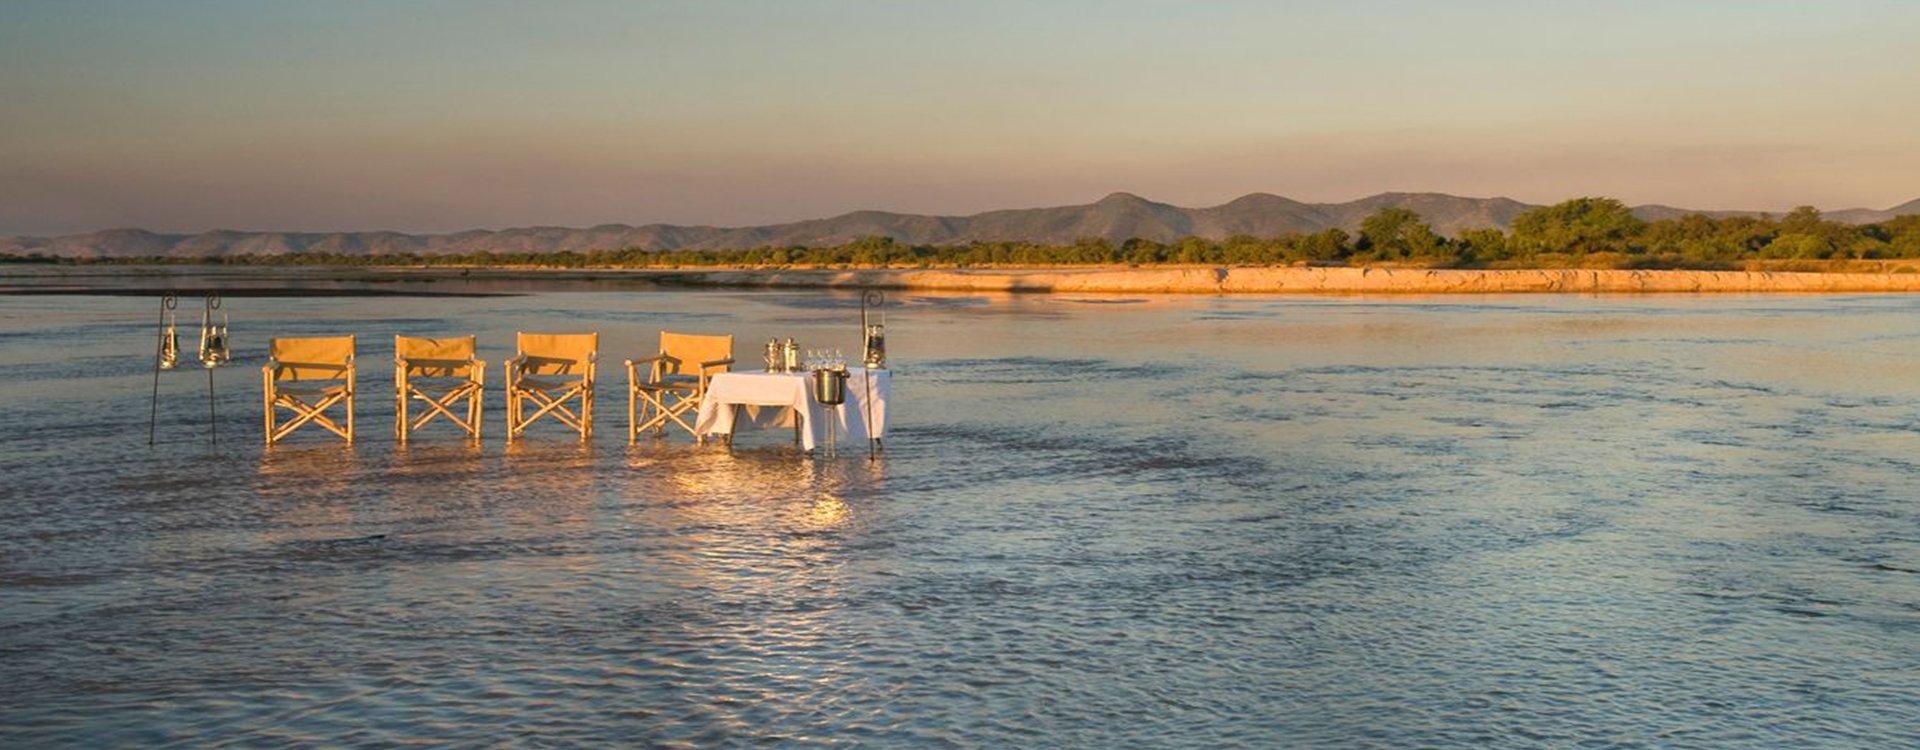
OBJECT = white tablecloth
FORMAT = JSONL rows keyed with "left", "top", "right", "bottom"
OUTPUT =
{"left": 694, "top": 369, "right": 890, "bottom": 451}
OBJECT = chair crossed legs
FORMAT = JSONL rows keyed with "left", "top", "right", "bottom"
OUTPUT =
{"left": 506, "top": 332, "right": 597, "bottom": 442}
{"left": 627, "top": 332, "right": 732, "bottom": 442}
{"left": 395, "top": 335, "right": 485, "bottom": 442}
{"left": 263, "top": 335, "right": 356, "bottom": 445}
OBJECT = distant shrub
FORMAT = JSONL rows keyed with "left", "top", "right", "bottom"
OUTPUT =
{"left": 16, "top": 201, "right": 1920, "bottom": 272}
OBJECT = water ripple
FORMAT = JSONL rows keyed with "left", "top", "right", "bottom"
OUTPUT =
{"left": 3, "top": 288, "right": 1920, "bottom": 747}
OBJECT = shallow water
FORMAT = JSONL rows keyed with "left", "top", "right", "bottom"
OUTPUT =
{"left": 2, "top": 277, "right": 1919, "bottom": 747}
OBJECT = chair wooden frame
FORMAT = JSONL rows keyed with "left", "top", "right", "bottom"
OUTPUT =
{"left": 395, "top": 335, "right": 485, "bottom": 443}
{"left": 626, "top": 332, "right": 733, "bottom": 442}
{"left": 505, "top": 332, "right": 597, "bottom": 442}
{"left": 263, "top": 335, "right": 356, "bottom": 445}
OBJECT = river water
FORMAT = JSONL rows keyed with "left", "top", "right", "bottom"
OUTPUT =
{"left": 2, "top": 270, "right": 1918, "bottom": 747}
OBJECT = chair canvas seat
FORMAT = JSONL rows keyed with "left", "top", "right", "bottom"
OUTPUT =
{"left": 518, "top": 375, "right": 586, "bottom": 392}
{"left": 398, "top": 358, "right": 474, "bottom": 377}
{"left": 396, "top": 335, "right": 484, "bottom": 443}
{"left": 506, "top": 332, "right": 596, "bottom": 442}
{"left": 264, "top": 336, "right": 355, "bottom": 445}
{"left": 627, "top": 332, "right": 732, "bottom": 442}
{"left": 402, "top": 376, "right": 476, "bottom": 393}
{"left": 633, "top": 374, "right": 701, "bottom": 392}
{"left": 276, "top": 382, "right": 349, "bottom": 397}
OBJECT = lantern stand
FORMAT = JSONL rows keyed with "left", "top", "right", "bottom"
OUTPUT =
{"left": 149, "top": 292, "right": 178, "bottom": 446}
{"left": 198, "top": 292, "right": 227, "bottom": 444}
{"left": 147, "top": 292, "right": 229, "bottom": 446}
{"left": 859, "top": 289, "right": 885, "bottom": 460}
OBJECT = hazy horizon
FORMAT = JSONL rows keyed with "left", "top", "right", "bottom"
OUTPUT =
{"left": 4, "top": 1, "right": 1918, "bottom": 236}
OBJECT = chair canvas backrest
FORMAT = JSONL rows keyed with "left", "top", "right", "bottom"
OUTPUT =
{"left": 517, "top": 332, "right": 597, "bottom": 375}
{"left": 270, "top": 336, "right": 354, "bottom": 382}
{"left": 659, "top": 332, "right": 732, "bottom": 377}
{"left": 397, "top": 335, "right": 476, "bottom": 378}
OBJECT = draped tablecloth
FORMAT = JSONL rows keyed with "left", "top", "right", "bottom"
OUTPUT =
{"left": 694, "top": 369, "right": 890, "bottom": 451}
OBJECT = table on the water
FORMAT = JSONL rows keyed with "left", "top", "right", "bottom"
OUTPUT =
{"left": 694, "top": 369, "right": 890, "bottom": 451}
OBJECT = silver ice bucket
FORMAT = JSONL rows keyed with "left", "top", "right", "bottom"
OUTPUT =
{"left": 812, "top": 368, "right": 848, "bottom": 406}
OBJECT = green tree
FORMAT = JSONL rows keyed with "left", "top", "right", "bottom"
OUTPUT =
{"left": 1779, "top": 206, "right": 1827, "bottom": 236}
{"left": 1294, "top": 228, "right": 1351, "bottom": 262}
{"left": 1509, "top": 197, "right": 1647, "bottom": 256}
{"left": 849, "top": 235, "right": 897, "bottom": 266}
{"left": 1884, "top": 216, "right": 1920, "bottom": 257}
{"left": 1763, "top": 233, "right": 1831, "bottom": 259}
{"left": 1640, "top": 213, "right": 1746, "bottom": 264}
{"left": 1782, "top": 205, "right": 1846, "bottom": 257}
{"left": 1456, "top": 228, "right": 1508, "bottom": 265}
{"left": 1220, "top": 234, "right": 1280, "bottom": 265}
{"left": 1358, "top": 207, "right": 1443, "bottom": 261}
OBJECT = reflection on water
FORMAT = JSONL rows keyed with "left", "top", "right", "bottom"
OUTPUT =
{"left": 259, "top": 443, "right": 368, "bottom": 492}
{"left": 3, "top": 286, "right": 1920, "bottom": 747}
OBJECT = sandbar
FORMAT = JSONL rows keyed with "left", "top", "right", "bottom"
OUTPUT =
{"left": 649, "top": 266, "right": 1920, "bottom": 294}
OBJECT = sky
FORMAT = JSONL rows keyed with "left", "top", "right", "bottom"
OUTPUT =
{"left": 2, "top": 0, "right": 1918, "bottom": 236}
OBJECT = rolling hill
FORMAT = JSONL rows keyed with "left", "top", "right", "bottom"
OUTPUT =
{"left": 4, "top": 192, "right": 1916, "bottom": 259}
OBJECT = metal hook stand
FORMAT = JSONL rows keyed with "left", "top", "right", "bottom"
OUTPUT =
{"left": 198, "top": 293, "right": 226, "bottom": 444}
{"left": 147, "top": 292, "right": 226, "bottom": 446}
{"left": 149, "top": 293, "right": 178, "bottom": 445}
{"left": 859, "top": 289, "right": 885, "bottom": 460}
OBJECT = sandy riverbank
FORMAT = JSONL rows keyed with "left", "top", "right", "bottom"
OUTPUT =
{"left": 13, "top": 264, "right": 1920, "bottom": 295}
{"left": 650, "top": 266, "right": 1920, "bottom": 294}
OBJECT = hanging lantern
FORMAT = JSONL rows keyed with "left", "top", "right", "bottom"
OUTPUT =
{"left": 159, "top": 310, "right": 180, "bottom": 371}
{"left": 862, "top": 322, "right": 885, "bottom": 369}
{"left": 198, "top": 293, "right": 230, "bottom": 368}
{"left": 861, "top": 289, "right": 886, "bottom": 369}
{"left": 857, "top": 289, "right": 886, "bottom": 460}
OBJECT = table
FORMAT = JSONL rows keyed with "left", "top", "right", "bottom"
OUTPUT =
{"left": 694, "top": 369, "right": 890, "bottom": 451}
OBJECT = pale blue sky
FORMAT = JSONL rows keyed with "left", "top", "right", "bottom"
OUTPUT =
{"left": 2, "top": 0, "right": 1917, "bottom": 234}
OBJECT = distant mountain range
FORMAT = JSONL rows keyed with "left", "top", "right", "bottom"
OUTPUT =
{"left": 6, "top": 192, "right": 1918, "bottom": 259}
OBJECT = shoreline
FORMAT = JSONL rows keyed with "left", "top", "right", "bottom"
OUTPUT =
{"left": 13, "top": 264, "right": 1920, "bottom": 295}
{"left": 648, "top": 266, "right": 1920, "bottom": 295}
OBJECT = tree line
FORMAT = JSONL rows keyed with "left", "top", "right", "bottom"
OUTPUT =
{"left": 12, "top": 198, "right": 1920, "bottom": 270}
